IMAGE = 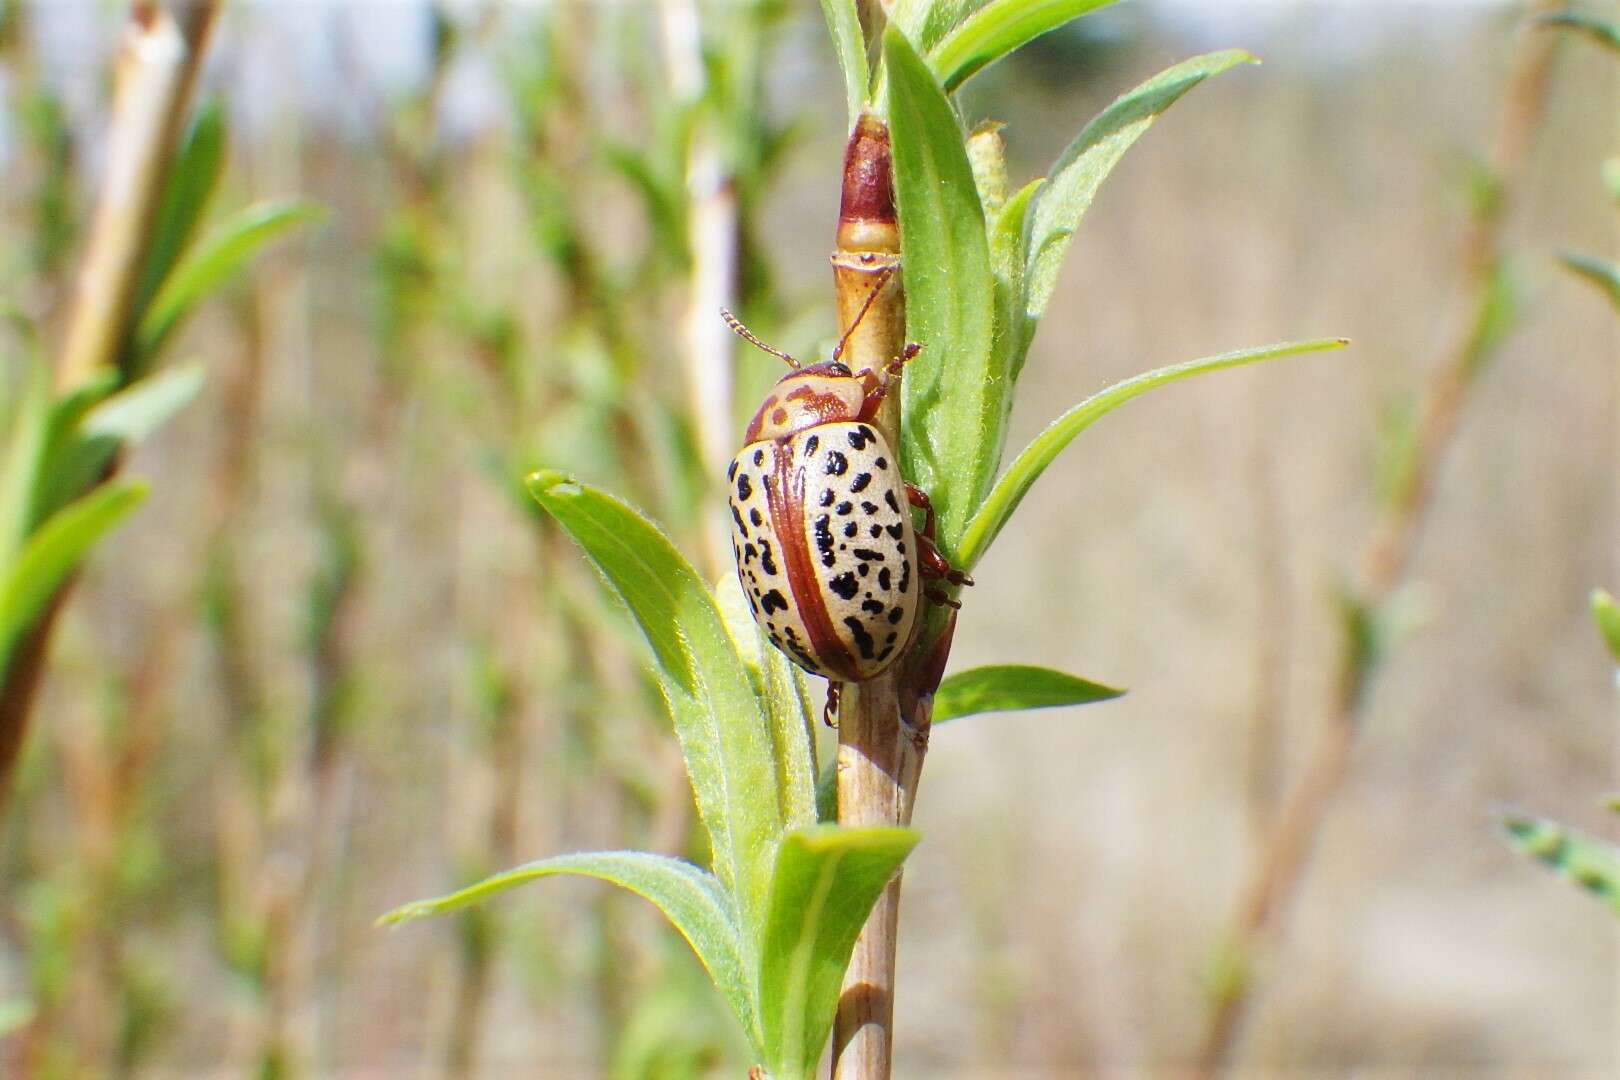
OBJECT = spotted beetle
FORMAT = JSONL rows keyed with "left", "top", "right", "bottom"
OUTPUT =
{"left": 723, "top": 275, "right": 970, "bottom": 690}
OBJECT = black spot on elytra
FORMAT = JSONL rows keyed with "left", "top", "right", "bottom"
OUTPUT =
{"left": 727, "top": 460, "right": 738, "bottom": 481}
{"left": 843, "top": 616, "right": 877, "bottom": 660}
{"left": 874, "top": 456, "right": 888, "bottom": 470}
{"left": 886, "top": 523, "right": 903, "bottom": 540}
{"left": 814, "top": 515, "right": 836, "bottom": 568}
{"left": 750, "top": 508, "right": 763, "bottom": 527}
{"left": 828, "top": 572, "right": 859, "bottom": 600}
{"left": 860, "top": 425, "right": 876, "bottom": 443}
{"left": 819, "top": 488, "right": 835, "bottom": 508}
{"left": 843, "top": 521, "right": 858, "bottom": 539}
{"left": 852, "top": 548, "right": 885, "bottom": 562}
{"left": 878, "top": 567, "right": 891, "bottom": 591}
{"left": 850, "top": 472, "right": 872, "bottom": 493}
{"left": 806, "top": 434, "right": 820, "bottom": 455}
{"left": 731, "top": 503, "right": 749, "bottom": 536}
{"left": 861, "top": 501, "right": 879, "bottom": 516}
{"left": 836, "top": 501, "right": 854, "bottom": 516}
{"left": 858, "top": 564, "right": 870, "bottom": 578}
{"left": 761, "top": 589, "right": 789, "bottom": 615}
{"left": 898, "top": 557, "right": 911, "bottom": 593}
{"left": 758, "top": 537, "right": 779, "bottom": 576}
{"left": 742, "top": 542, "right": 757, "bottom": 564}
{"left": 887, "top": 608, "right": 904, "bottom": 625}
{"left": 825, "top": 450, "right": 848, "bottom": 476}
{"left": 847, "top": 428, "right": 871, "bottom": 450}
{"left": 861, "top": 598, "right": 885, "bottom": 615}
{"left": 868, "top": 523, "right": 882, "bottom": 539}
{"left": 884, "top": 490, "right": 900, "bottom": 513}
{"left": 754, "top": 449, "right": 765, "bottom": 466}
{"left": 736, "top": 473, "right": 752, "bottom": 500}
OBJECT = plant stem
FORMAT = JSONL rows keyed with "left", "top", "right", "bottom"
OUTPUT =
{"left": 0, "top": 0, "right": 221, "bottom": 812}
{"left": 1194, "top": 6, "right": 1560, "bottom": 1072}
{"left": 831, "top": 115, "right": 915, "bottom": 1080}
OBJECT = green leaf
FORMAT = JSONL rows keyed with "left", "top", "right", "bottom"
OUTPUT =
{"left": 1025, "top": 51, "right": 1257, "bottom": 322}
{"left": 885, "top": 27, "right": 999, "bottom": 558}
{"left": 81, "top": 362, "right": 206, "bottom": 444}
{"left": 716, "top": 574, "right": 819, "bottom": 832}
{"left": 0, "top": 481, "right": 146, "bottom": 680}
{"left": 134, "top": 199, "right": 324, "bottom": 365}
{"left": 1557, "top": 252, "right": 1620, "bottom": 313}
{"left": 32, "top": 365, "right": 200, "bottom": 526}
{"left": 1537, "top": 10, "right": 1620, "bottom": 52}
{"left": 992, "top": 177, "right": 1042, "bottom": 381}
{"left": 932, "top": 664, "right": 1122, "bottom": 723}
{"left": 958, "top": 338, "right": 1348, "bottom": 568}
{"left": 130, "top": 102, "right": 226, "bottom": 334}
{"left": 931, "top": 0, "right": 1122, "bottom": 93}
{"left": 891, "top": 0, "right": 990, "bottom": 54}
{"left": 756, "top": 826, "right": 919, "bottom": 1078}
{"left": 1592, "top": 589, "right": 1620, "bottom": 664}
{"left": 0, "top": 357, "right": 51, "bottom": 568}
{"left": 819, "top": 0, "right": 869, "bottom": 125}
{"left": 379, "top": 851, "right": 759, "bottom": 1050}
{"left": 526, "top": 472, "right": 783, "bottom": 947}
{"left": 1502, "top": 813, "right": 1620, "bottom": 917}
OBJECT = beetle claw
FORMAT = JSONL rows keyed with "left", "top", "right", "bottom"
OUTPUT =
{"left": 823, "top": 682, "right": 842, "bottom": 727}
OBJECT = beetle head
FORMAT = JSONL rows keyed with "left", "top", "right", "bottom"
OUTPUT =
{"left": 744, "top": 362, "right": 875, "bottom": 443}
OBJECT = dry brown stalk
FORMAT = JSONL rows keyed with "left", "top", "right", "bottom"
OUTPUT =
{"left": 1195, "top": 5, "right": 1562, "bottom": 1072}
{"left": 0, "top": 0, "right": 222, "bottom": 811}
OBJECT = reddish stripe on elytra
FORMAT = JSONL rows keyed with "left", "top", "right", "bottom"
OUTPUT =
{"left": 767, "top": 440, "right": 858, "bottom": 680}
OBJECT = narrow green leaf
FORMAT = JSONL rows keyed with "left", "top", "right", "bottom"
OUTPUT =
{"left": 379, "top": 851, "right": 759, "bottom": 1049}
{"left": 992, "top": 178, "right": 1042, "bottom": 381}
{"left": 1502, "top": 813, "right": 1620, "bottom": 917}
{"left": 933, "top": 664, "right": 1122, "bottom": 723}
{"left": 1025, "top": 50, "right": 1257, "bottom": 321}
{"left": 757, "top": 826, "right": 919, "bottom": 1078}
{"left": 0, "top": 357, "right": 51, "bottom": 568}
{"left": 958, "top": 338, "right": 1348, "bottom": 568}
{"left": 135, "top": 199, "right": 324, "bottom": 365}
{"left": 80, "top": 362, "right": 205, "bottom": 445}
{"left": 892, "top": 0, "right": 992, "bottom": 56}
{"left": 0, "top": 481, "right": 146, "bottom": 679}
{"left": 130, "top": 102, "right": 226, "bottom": 331}
{"left": 1592, "top": 589, "right": 1620, "bottom": 664}
{"left": 717, "top": 574, "right": 819, "bottom": 832}
{"left": 526, "top": 472, "right": 783, "bottom": 947}
{"left": 819, "top": 0, "right": 869, "bottom": 125}
{"left": 885, "top": 27, "right": 999, "bottom": 558}
{"left": 931, "top": 0, "right": 1123, "bottom": 93}
{"left": 1557, "top": 252, "right": 1620, "bottom": 313}
{"left": 1537, "top": 10, "right": 1620, "bottom": 52}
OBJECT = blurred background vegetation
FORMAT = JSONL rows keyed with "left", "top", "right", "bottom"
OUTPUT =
{"left": 0, "top": 0, "right": 1617, "bottom": 1074}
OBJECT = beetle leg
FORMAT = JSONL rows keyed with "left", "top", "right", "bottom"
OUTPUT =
{"left": 823, "top": 682, "right": 841, "bottom": 728}
{"left": 908, "top": 485, "right": 974, "bottom": 588}
{"left": 860, "top": 343, "right": 922, "bottom": 415}
{"left": 925, "top": 588, "right": 962, "bottom": 610}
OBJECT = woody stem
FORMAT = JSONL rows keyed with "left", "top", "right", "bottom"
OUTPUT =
{"left": 831, "top": 114, "right": 916, "bottom": 1080}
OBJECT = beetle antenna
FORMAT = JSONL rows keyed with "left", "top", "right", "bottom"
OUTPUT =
{"left": 721, "top": 309, "right": 799, "bottom": 368}
{"left": 832, "top": 264, "right": 898, "bottom": 362}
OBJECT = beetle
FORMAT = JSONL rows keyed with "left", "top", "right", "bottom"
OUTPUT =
{"left": 722, "top": 274, "right": 969, "bottom": 694}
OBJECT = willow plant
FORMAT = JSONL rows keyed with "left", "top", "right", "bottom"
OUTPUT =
{"left": 0, "top": 4, "right": 318, "bottom": 814}
{"left": 383, "top": 2, "right": 1342, "bottom": 1076}
{"left": 1501, "top": 2, "right": 1620, "bottom": 906}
